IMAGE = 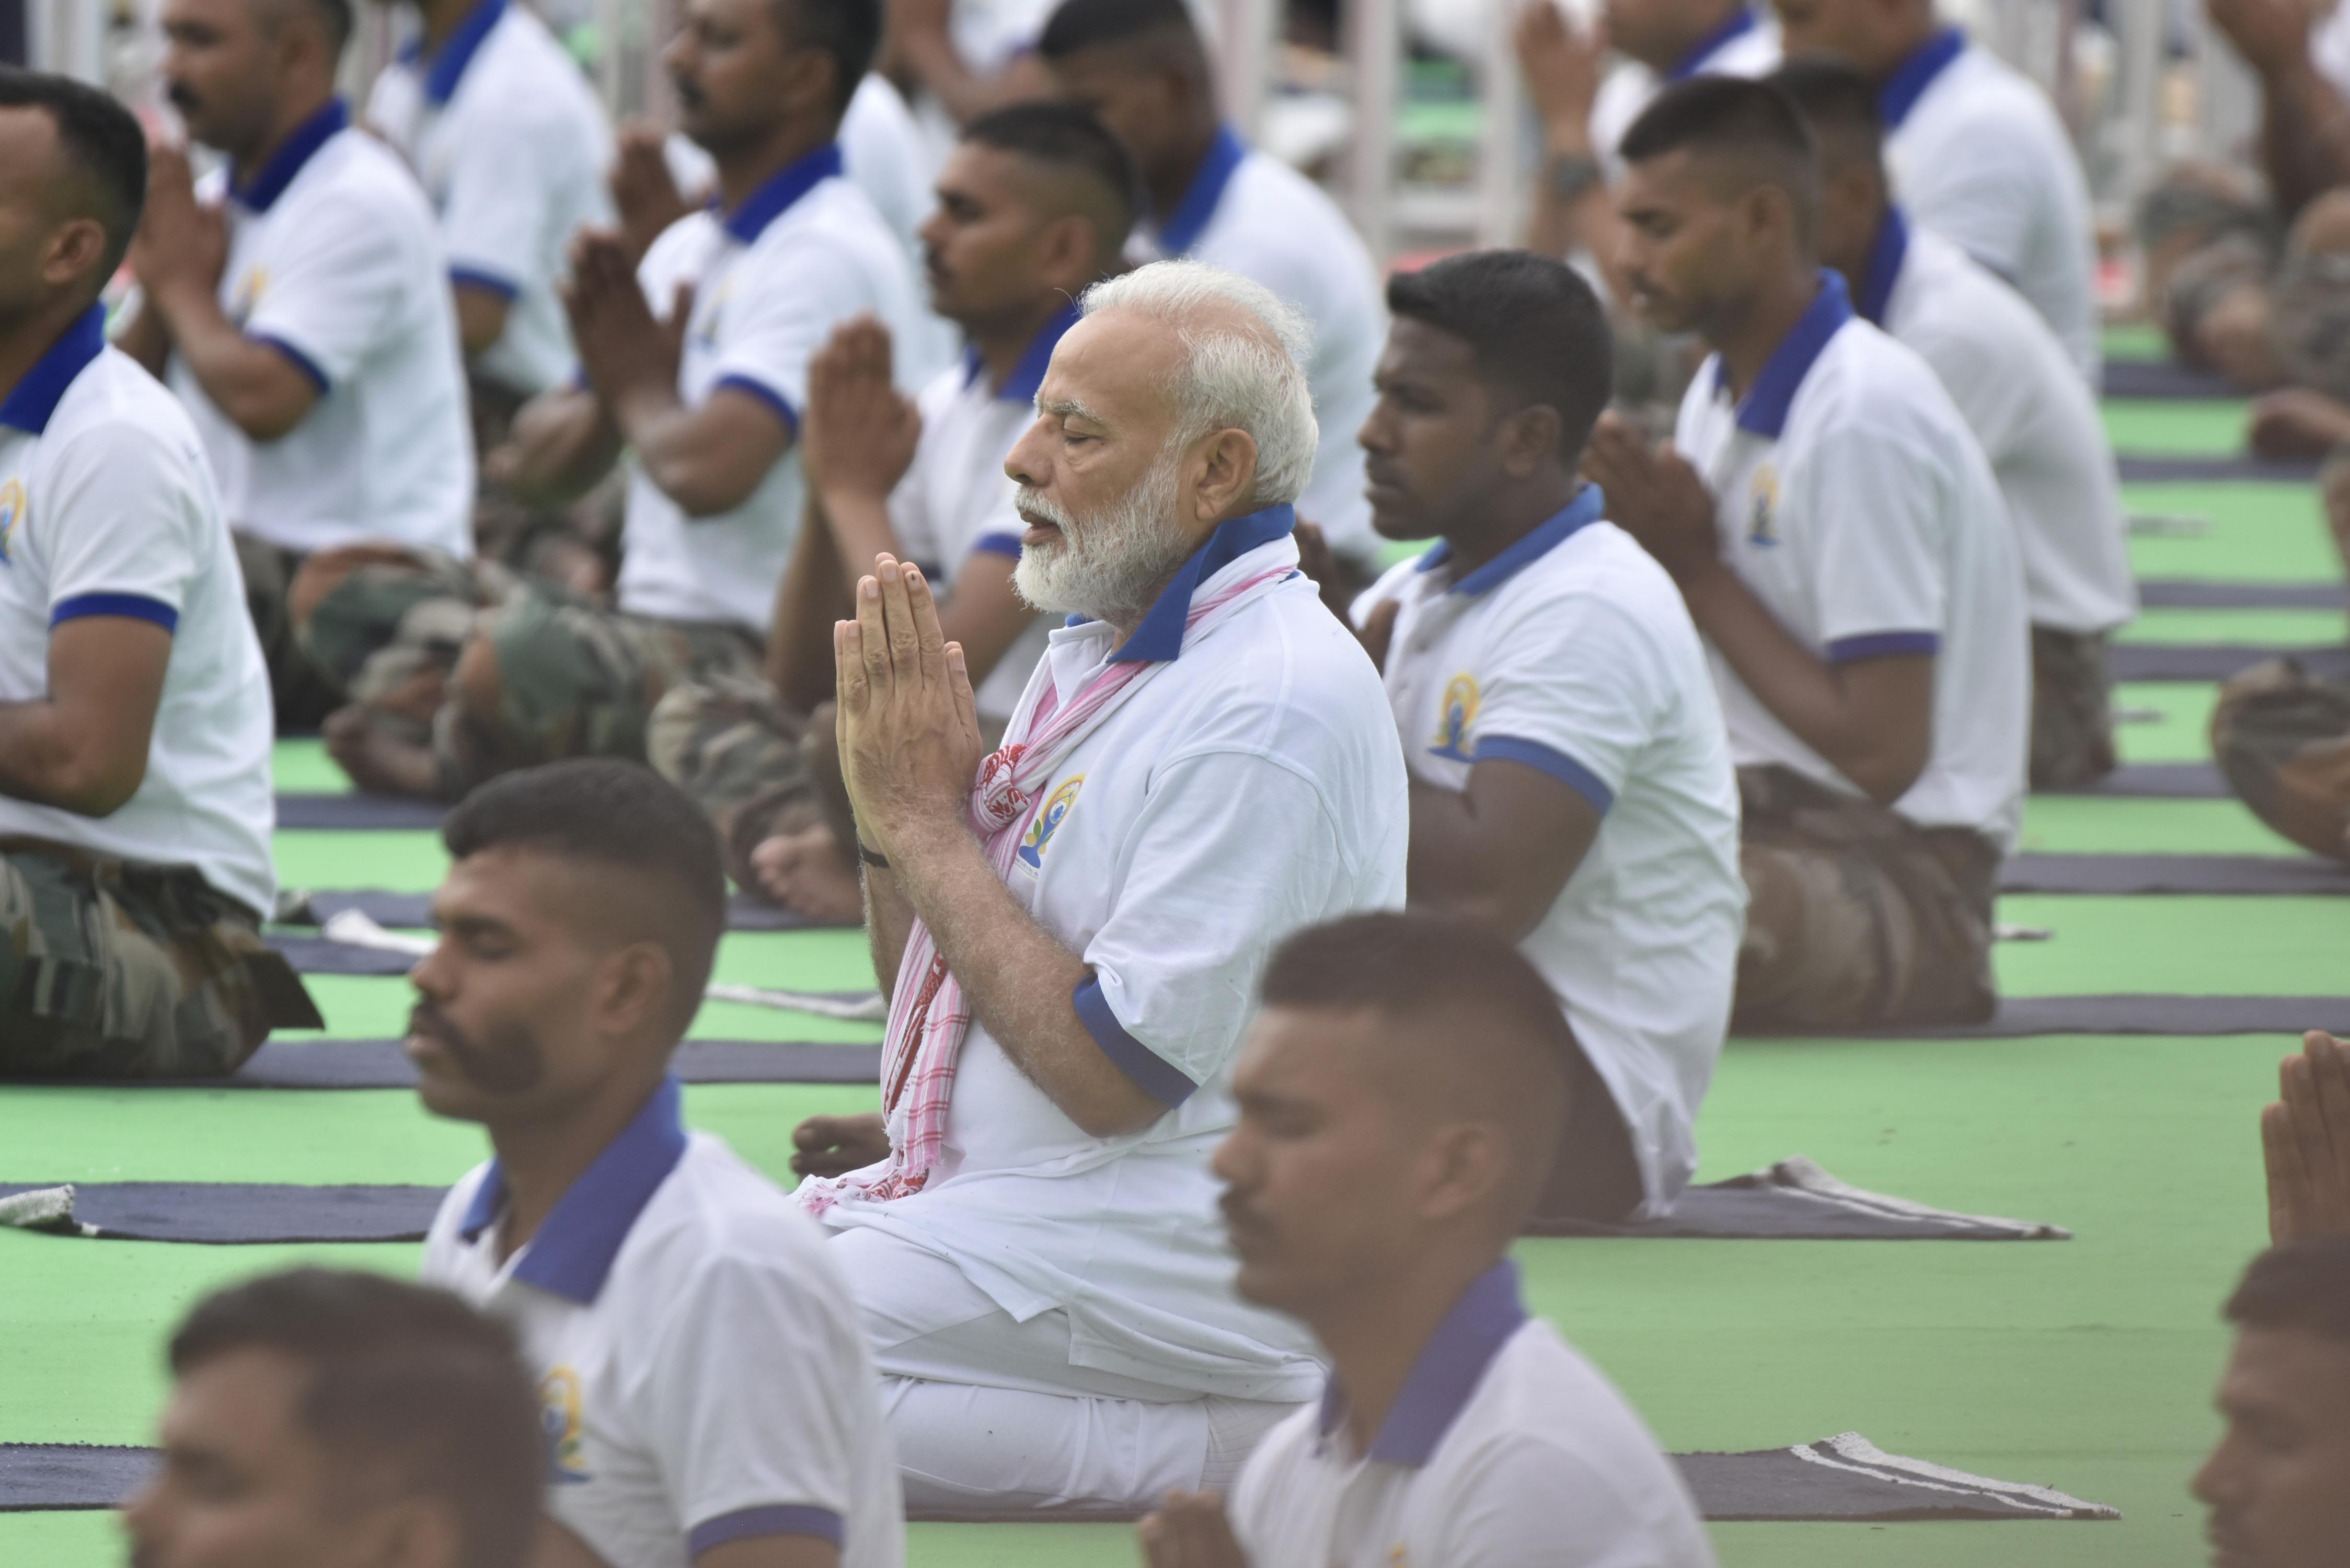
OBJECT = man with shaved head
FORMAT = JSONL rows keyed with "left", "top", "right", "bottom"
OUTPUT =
{"left": 1138, "top": 912, "right": 1714, "bottom": 1568}
{"left": 788, "top": 258, "right": 1408, "bottom": 1508}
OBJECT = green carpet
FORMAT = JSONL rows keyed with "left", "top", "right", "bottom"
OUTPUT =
{"left": 2114, "top": 683, "right": 2218, "bottom": 763}
{"left": 2103, "top": 322, "right": 2169, "bottom": 362}
{"left": 2123, "top": 483, "right": 2332, "bottom": 583}
{"left": 2103, "top": 400, "right": 2248, "bottom": 457}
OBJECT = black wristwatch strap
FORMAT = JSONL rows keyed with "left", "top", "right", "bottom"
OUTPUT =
{"left": 1547, "top": 152, "right": 1604, "bottom": 202}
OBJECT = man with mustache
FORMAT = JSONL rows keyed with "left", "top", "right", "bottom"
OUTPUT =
{"left": 649, "top": 100, "right": 1139, "bottom": 924}
{"left": 120, "top": 0, "right": 474, "bottom": 731}
{"left": 1586, "top": 76, "right": 2024, "bottom": 1032}
{"left": 1137, "top": 912, "right": 1714, "bottom": 1568}
{"left": 789, "top": 259, "right": 1409, "bottom": 1510}
{"left": 411, "top": 759, "right": 904, "bottom": 1568}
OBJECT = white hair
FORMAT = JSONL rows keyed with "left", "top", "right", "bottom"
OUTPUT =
{"left": 1077, "top": 260, "right": 1320, "bottom": 508}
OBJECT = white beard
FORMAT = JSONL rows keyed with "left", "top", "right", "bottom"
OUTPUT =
{"left": 1011, "top": 447, "right": 1198, "bottom": 629}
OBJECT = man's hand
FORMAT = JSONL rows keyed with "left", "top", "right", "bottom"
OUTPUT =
{"left": 1516, "top": 0, "right": 1606, "bottom": 147}
{"left": 2208, "top": 0, "right": 2315, "bottom": 78}
{"left": 2264, "top": 1030, "right": 2350, "bottom": 1244}
{"left": 1583, "top": 412, "right": 1722, "bottom": 586}
{"left": 834, "top": 555, "right": 986, "bottom": 862}
{"left": 564, "top": 228, "right": 686, "bottom": 406}
{"left": 1137, "top": 1492, "right": 1250, "bottom": 1568}
{"left": 610, "top": 119, "right": 696, "bottom": 263}
{"left": 790, "top": 1113, "right": 893, "bottom": 1180}
{"left": 804, "top": 318, "right": 921, "bottom": 509}
{"left": 128, "top": 140, "right": 227, "bottom": 309}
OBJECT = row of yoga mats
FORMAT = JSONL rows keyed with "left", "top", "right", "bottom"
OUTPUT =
{"left": 0, "top": 338, "right": 2317, "bottom": 1564}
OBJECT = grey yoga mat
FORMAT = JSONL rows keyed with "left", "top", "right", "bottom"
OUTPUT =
{"left": 2110, "top": 644, "right": 2350, "bottom": 683}
{"left": 0, "top": 1434, "right": 2116, "bottom": 1521}
{"left": 3, "top": 1037, "right": 885, "bottom": 1090}
{"left": 1526, "top": 1157, "right": 2068, "bottom": 1241}
{"left": 1841, "top": 994, "right": 2350, "bottom": 1039}
{"left": 275, "top": 887, "right": 852, "bottom": 933}
{"left": 275, "top": 793, "right": 448, "bottom": 831}
{"left": 2053, "top": 761, "right": 2228, "bottom": 798}
{"left": 2000, "top": 852, "right": 2350, "bottom": 895}
{"left": 2136, "top": 579, "right": 2345, "bottom": 609}
{"left": 2116, "top": 453, "right": 2319, "bottom": 482}
{"left": 2099, "top": 360, "right": 2240, "bottom": 400}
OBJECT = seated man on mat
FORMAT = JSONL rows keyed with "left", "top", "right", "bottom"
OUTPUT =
{"left": 788, "top": 260, "right": 1410, "bottom": 1511}
{"left": 318, "top": 0, "right": 924, "bottom": 803}
{"left": 410, "top": 760, "right": 904, "bottom": 1568}
{"left": 1771, "top": 57, "right": 2135, "bottom": 790}
{"left": 650, "top": 100, "right": 1139, "bottom": 922}
{"left": 128, "top": 1269, "right": 544, "bottom": 1568}
{"left": 121, "top": 0, "right": 475, "bottom": 730}
{"left": 0, "top": 69, "right": 315, "bottom": 1079}
{"left": 1349, "top": 250, "right": 1742, "bottom": 1226}
{"left": 1137, "top": 912, "right": 1716, "bottom": 1568}
{"left": 1588, "top": 77, "right": 2026, "bottom": 1032}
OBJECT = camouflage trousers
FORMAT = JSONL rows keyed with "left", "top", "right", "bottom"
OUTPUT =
{"left": 0, "top": 841, "right": 320, "bottom": 1078}
{"left": 2031, "top": 626, "right": 2118, "bottom": 790}
{"left": 2139, "top": 171, "right": 2350, "bottom": 398}
{"left": 1733, "top": 766, "right": 2000, "bottom": 1032}
{"left": 2211, "top": 657, "right": 2350, "bottom": 862}
{"left": 647, "top": 675, "right": 840, "bottom": 891}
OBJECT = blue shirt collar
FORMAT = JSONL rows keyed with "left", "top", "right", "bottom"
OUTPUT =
{"left": 457, "top": 1076, "right": 690, "bottom": 1306}
{"left": 1712, "top": 270, "right": 1853, "bottom": 439}
{"left": 720, "top": 143, "right": 845, "bottom": 244}
{"left": 231, "top": 97, "right": 349, "bottom": 213}
{"left": 1156, "top": 123, "right": 1249, "bottom": 257}
{"left": 0, "top": 304, "right": 107, "bottom": 435}
{"left": 1878, "top": 26, "right": 1965, "bottom": 130}
{"left": 1666, "top": 5, "right": 1760, "bottom": 80}
{"left": 1414, "top": 485, "right": 1606, "bottom": 595}
{"left": 414, "top": 0, "right": 507, "bottom": 105}
{"left": 1317, "top": 1260, "right": 1528, "bottom": 1466}
{"left": 962, "top": 302, "right": 1081, "bottom": 403}
{"left": 1853, "top": 205, "right": 1909, "bottom": 327}
{"left": 1104, "top": 503, "right": 1296, "bottom": 663}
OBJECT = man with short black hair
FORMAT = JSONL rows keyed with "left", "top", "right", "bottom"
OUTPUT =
{"left": 126, "top": 1267, "right": 544, "bottom": 1568}
{"left": 1351, "top": 249, "right": 1742, "bottom": 1224}
{"left": 411, "top": 758, "right": 904, "bottom": 1568}
{"left": 1138, "top": 911, "right": 1715, "bottom": 1568}
{"left": 1770, "top": 56, "right": 2134, "bottom": 789}
{"left": 1588, "top": 75, "right": 2026, "bottom": 1031}
{"left": 0, "top": 67, "right": 313, "bottom": 1077}
{"left": 1038, "top": 0, "right": 1384, "bottom": 563}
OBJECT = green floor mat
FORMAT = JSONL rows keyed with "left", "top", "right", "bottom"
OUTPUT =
{"left": 271, "top": 738, "right": 345, "bottom": 793}
{"left": 1992, "top": 894, "right": 2350, "bottom": 995}
{"left": 2103, "top": 399, "right": 2248, "bottom": 457}
{"left": 2114, "top": 682, "right": 2218, "bottom": 763}
{"left": 2119, "top": 606, "right": 2348, "bottom": 646}
{"left": 2122, "top": 482, "right": 2331, "bottom": 583}
{"left": 2018, "top": 794, "right": 2291, "bottom": 855}
{"left": 273, "top": 831, "right": 448, "bottom": 893}
{"left": 2102, "top": 321, "right": 2168, "bottom": 362}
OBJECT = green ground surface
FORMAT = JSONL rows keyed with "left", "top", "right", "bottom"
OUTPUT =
{"left": 2104, "top": 400, "right": 2249, "bottom": 457}
{"left": 2114, "top": 683, "right": 2218, "bottom": 762}
{"left": 2122, "top": 482, "right": 2332, "bottom": 582}
{"left": 2120, "top": 606, "right": 2347, "bottom": 645}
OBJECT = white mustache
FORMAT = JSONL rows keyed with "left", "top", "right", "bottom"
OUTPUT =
{"left": 1013, "top": 485, "right": 1069, "bottom": 530}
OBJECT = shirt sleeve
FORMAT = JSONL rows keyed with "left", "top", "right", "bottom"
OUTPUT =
{"left": 1436, "top": 1437, "right": 1712, "bottom": 1568}
{"left": 1907, "top": 123, "right": 2037, "bottom": 282}
{"left": 240, "top": 188, "right": 421, "bottom": 391}
{"left": 1795, "top": 420, "right": 1949, "bottom": 663}
{"left": 1465, "top": 594, "right": 1664, "bottom": 815}
{"left": 35, "top": 425, "right": 205, "bottom": 630}
{"left": 703, "top": 245, "right": 874, "bottom": 432}
{"left": 436, "top": 119, "right": 552, "bottom": 299}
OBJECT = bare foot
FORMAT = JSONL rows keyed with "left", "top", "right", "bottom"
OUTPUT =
{"left": 747, "top": 824, "right": 864, "bottom": 924}
{"left": 322, "top": 705, "right": 444, "bottom": 799}
{"left": 2248, "top": 388, "right": 2350, "bottom": 460}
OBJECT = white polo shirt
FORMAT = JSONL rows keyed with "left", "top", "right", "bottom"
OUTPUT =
{"left": 888, "top": 312, "right": 1071, "bottom": 722}
{"left": 171, "top": 100, "right": 474, "bottom": 559}
{"left": 1589, "top": 6, "right": 1782, "bottom": 178}
{"left": 0, "top": 312, "right": 275, "bottom": 920}
{"left": 1232, "top": 1262, "right": 1717, "bottom": 1568}
{"left": 366, "top": 0, "right": 614, "bottom": 399}
{"left": 618, "top": 145, "right": 924, "bottom": 632}
{"left": 819, "top": 511, "right": 1408, "bottom": 1400}
{"left": 1131, "top": 128, "right": 1385, "bottom": 561}
{"left": 1861, "top": 214, "right": 2135, "bottom": 637}
{"left": 422, "top": 1078, "right": 904, "bottom": 1568}
{"left": 1362, "top": 489, "right": 1743, "bottom": 1212}
{"left": 2318, "top": 0, "right": 2350, "bottom": 102}
{"left": 1881, "top": 29, "right": 2099, "bottom": 384}
{"left": 1673, "top": 271, "right": 2028, "bottom": 847}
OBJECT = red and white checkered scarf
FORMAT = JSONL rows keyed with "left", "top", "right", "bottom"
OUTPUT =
{"left": 797, "top": 561, "right": 1296, "bottom": 1215}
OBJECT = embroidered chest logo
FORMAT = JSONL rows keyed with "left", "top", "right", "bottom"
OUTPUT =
{"left": 0, "top": 479, "right": 24, "bottom": 566}
{"left": 690, "top": 274, "right": 730, "bottom": 351}
{"left": 227, "top": 267, "right": 269, "bottom": 327}
{"left": 1746, "top": 463, "right": 1781, "bottom": 547}
{"left": 1016, "top": 776, "right": 1084, "bottom": 869}
{"left": 1428, "top": 674, "right": 1480, "bottom": 762}
{"left": 539, "top": 1366, "right": 592, "bottom": 1485}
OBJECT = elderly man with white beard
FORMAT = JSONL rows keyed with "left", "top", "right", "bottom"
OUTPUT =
{"left": 785, "top": 259, "right": 1410, "bottom": 1512}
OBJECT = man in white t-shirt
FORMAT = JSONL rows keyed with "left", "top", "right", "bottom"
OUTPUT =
{"left": 1775, "top": 57, "right": 2134, "bottom": 791}
{"left": 1137, "top": 912, "right": 1716, "bottom": 1568}
{"left": 1589, "top": 76, "right": 2026, "bottom": 1031}
{"left": 1346, "top": 250, "right": 1741, "bottom": 1224}
{"left": 318, "top": 0, "right": 924, "bottom": 802}
{"left": 1039, "top": 0, "right": 1386, "bottom": 568}
{"left": 410, "top": 760, "right": 903, "bottom": 1568}
{"left": 1773, "top": 0, "right": 2099, "bottom": 384}
{"left": 786, "top": 260, "right": 1408, "bottom": 1509}
{"left": 121, "top": 0, "right": 474, "bottom": 729}
{"left": 0, "top": 70, "right": 316, "bottom": 1078}
{"left": 650, "top": 101, "right": 1139, "bottom": 924}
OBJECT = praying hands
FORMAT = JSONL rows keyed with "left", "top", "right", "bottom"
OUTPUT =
{"left": 2264, "top": 1030, "right": 2350, "bottom": 1244}
{"left": 835, "top": 554, "right": 988, "bottom": 866}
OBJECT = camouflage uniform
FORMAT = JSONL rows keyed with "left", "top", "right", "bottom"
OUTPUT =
{"left": 2030, "top": 626, "right": 2119, "bottom": 790}
{"left": 0, "top": 841, "right": 320, "bottom": 1078}
{"left": 2138, "top": 172, "right": 2350, "bottom": 398}
{"left": 646, "top": 676, "right": 840, "bottom": 890}
{"left": 2211, "top": 656, "right": 2350, "bottom": 862}
{"left": 234, "top": 533, "right": 348, "bottom": 731}
{"left": 1732, "top": 766, "right": 2000, "bottom": 1031}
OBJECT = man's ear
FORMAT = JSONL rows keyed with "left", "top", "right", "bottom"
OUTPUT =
{"left": 1414, "top": 1121, "right": 1511, "bottom": 1226}
{"left": 1189, "top": 426, "right": 1262, "bottom": 527}
{"left": 592, "top": 941, "right": 678, "bottom": 1037}
{"left": 353, "top": 1492, "right": 464, "bottom": 1568}
{"left": 1496, "top": 405, "right": 1566, "bottom": 481}
{"left": 1036, "top": 213, "right": 1099, "bottom": 298}
{"left": 41, "top": 218, "right": 110, "bottom": 295}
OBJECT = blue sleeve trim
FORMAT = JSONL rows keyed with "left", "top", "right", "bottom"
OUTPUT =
{"left": 1073, "top": 975, "right": 1197, "bottom": 1108}
{"left": 52, "top": 593, "right": 179, "bottom": 633}
{"left": 250, "top": 333, "right": 329, "bottom": 394}
{"left": 1825, "top": 630, "right": 1940, "bottom": 664}
{"left": 448, "top": 265, "right": 521, "bottom": 301}
{"left": 712, "top": 374, "right": 800, "bottom": 433}
{"left": 970, "top": 534, "right": 1024, "bottom": 559}
{"left": 1471, "top": 735, "right": 1615, "bottom": 815}
{"left": 686, "top": 1504, "right": 843, "bottom": 1554}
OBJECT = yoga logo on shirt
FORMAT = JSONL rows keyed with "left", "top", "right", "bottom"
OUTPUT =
{"left": 227, "top": 267, "right": 268, "bottom": 327}
{"left": 1746, "top": 464, "right": 1781, "bottom": 548}
{"left": 1016, "top": 775, "right": 1084, "bottom": 869}
{"left": 1429, "top": 673, "right": 1480, "bottom": 762}
{"left": 0, "top": 479, "right": 21, "bottom": 566}
{"left": 538, "top": 1366, "right": 592, "bottom": 1484}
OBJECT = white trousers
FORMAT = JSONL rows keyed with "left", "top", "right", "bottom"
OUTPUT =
{"left": 829, "top": 1226, "right": 1298, "bottom": 1511}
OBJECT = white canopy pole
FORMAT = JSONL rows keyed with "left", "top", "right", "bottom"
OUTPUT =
{"left": 1345, "top": 0, "right": 1400, "bottom": 263}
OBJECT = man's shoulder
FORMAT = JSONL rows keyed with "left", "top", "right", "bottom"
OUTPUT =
{"left": 39, "top": 350, "right": 212, "bottom": 495}
{"left": 1787, "top": 321, "right": 1970, "bottom": 453}
{"left": 1200, "top": 154, "right": 1377, "bottom": 298}
{"left": 458, "top": 8, "right": 607, "bottom": 136}
{"left": 1917, "top": 45, "right": 2065, "bottom": 150}
{"left": 1157, "top": 575, "right": 1398, "bottom": 766}
{"left": 1891, "top": 233, "right": 2078, "bottom": 394}
{"left": 1441, "top": 1320, "right": 1689, "bottom": 1496}
{"left": 284, "top": 129, "right": 437, "bottom": 231}
{"left": 618, "top": 1136, "right": 849, "bottom": 1305}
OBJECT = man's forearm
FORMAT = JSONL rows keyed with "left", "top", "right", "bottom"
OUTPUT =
{"left": 148, "top": 280, "right": 311, "bottom": 441}
{"left": 816, "top": 489, "right": 906, "bottom": 593}
{"left": 862, "top": 861, "right": 918, "bottom": 1002}
{"left": 112, "top": 297, "right": 171, "bottom": 377}
{"left": 0, "top": 700, "right": 140, "bottom": 816}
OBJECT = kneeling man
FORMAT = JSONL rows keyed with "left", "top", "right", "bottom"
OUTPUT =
{"left": 791, "top": 259, "right": 1410, "bottom": 1509}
